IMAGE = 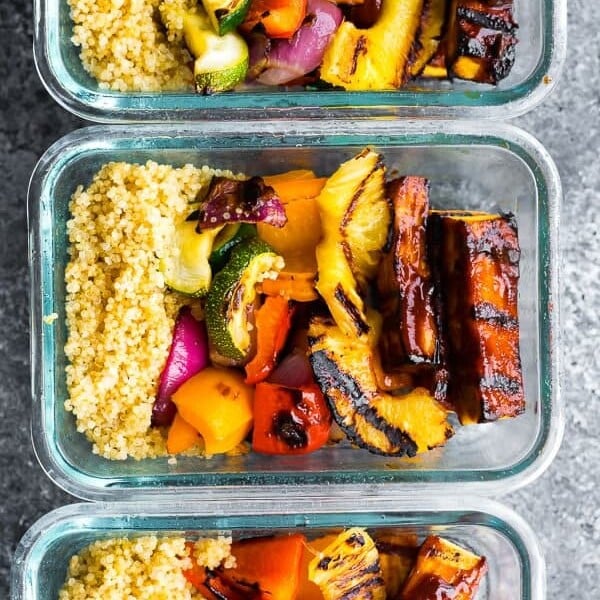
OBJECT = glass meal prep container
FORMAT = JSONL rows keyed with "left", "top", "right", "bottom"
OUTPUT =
{"left": 33, "top": 0, "right": 566, "bottom": 122}
{"left": 28, "top": 120, "right": 563, "bottom": 502}
{"left": 11, "top": 496, "right": 545, "bottom": 599}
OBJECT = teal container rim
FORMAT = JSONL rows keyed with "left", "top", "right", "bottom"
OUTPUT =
{"left": 28, "top": 121, "right": 563, "bottom": 501}
{"left": 33, "top": 0, "right": 567, "bottom": 122}
{"left": 11, "top": 496, "right": 546, "bottom": 600}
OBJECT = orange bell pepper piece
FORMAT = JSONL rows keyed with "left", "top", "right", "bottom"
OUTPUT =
{"left": 241, "top": 0, "right": 308, "bottom": 39}
{"left": 245, "top": 295, "right": 294, "bottom": 385}
{"left": 259, "top": 271, "right": 318, "bottom": 302}
{"left": 258, "top": 170, "right": 325, "bottom": 273}
{"left": 263, "top": 169, "right": 315, "bottom": 187}
{"left": 224, "top": 534, "right": 307, "bottom": 600}
{"left": 263, "top": 173, "right": 327, "bottom": 204}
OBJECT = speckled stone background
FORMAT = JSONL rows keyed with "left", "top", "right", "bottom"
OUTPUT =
{"left": 1, "top": 0, "right": 599, "bottom": 597}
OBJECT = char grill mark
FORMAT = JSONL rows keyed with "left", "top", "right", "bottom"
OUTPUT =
{"left": 308, "top": 316, "right": 452, "bottom": 457}
{"left": 308, "top": 348, "right": 419, "bottom": 457}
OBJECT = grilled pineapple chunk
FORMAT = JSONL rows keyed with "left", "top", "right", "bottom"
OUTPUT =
{"left": 315, "top": 149, "right": 390, "bottom": 338}
{"left": 401, "top": 536, "right": 487, "bottom": 600}
{"left": 421, "top": 46, "right": 448, "bottom": 79}
{"left": 320, "top": 0, "right": 424, "bottom": 90}
{"left": 308, "top": 315, "right": 453, "bottom": 457}
{"left": 409, "top": 0, "right": 448, "bottom": 77}
{"left": 308, "top": 528, "right": 386, "bottom": 600}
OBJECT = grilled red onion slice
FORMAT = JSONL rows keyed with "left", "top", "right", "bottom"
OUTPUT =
{"left": 151, "top": 307, "right": 209, "bottom": 427}
{"left": 250, "top": 0, "right": 342, "bottom": 86}
{"left": 198, "top": 176, "right": 287, "bottom": 228}
{"left": 268, "top": 347, "right": 315, "bottom": 388}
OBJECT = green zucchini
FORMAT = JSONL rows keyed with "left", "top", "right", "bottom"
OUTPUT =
{"left": 209, "top": 223, "right": 257, "bottom": 272}
{"left": 160, "top": 221, "right": 223, "bottom": 297}
{"left": 183, "top": 11, "right": 212, "bottom": 57}
{"left": 206, "top": 238, "right": 284, "bottom": 364}
{"left": 201, "top": 0, "right": 252, "bottom": 36}
{"left": 183, "top": 12, "right": 249, "bottom": 94}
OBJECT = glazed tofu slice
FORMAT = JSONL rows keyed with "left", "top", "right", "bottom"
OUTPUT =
{"left": 377, "top": 177, "right": 440, "bottom": 368}
{"left": 429, "top": 210, "right": 525, "bottom": 423}
{"left": 401, "top": 535, "right": 487, "bottom": 600}
{"left": 448, "top": 0, "right": 518, "bottom": 84}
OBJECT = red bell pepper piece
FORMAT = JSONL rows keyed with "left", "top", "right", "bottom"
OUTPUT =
{"left": 245, "top": 295, "right": 294, "bottom": 385}
{"left": 252, "top": 382, "right": 332, "bottom": 454}
{"left": 241, "top": 0, "right": 308, "bottom": 39}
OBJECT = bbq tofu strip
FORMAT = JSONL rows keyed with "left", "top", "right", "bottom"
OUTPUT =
{"left": 401, "top": 535, "right": 488, "bottom": 600}
{"left": 448, "top": 0, "right": 519, "bottom": 84}
{"left": 375, "top": 177, "right": 449, "bottom": 407}
{"left": 377, "top": 177, "right": 439, "bottom": 369}
{"left": 429, "top": 210, "right": 525, "bottom": 424}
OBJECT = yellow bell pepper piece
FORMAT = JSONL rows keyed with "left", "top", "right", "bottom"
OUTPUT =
{"left": 167, "top": 412, "right": 200, "bottom": 455}
{"left": 172, "top": 367, "right": 254, "bottom": 455}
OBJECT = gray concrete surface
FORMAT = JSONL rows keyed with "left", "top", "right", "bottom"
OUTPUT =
{"left": 1, "top": 0, "right": 599, "bottom": 596}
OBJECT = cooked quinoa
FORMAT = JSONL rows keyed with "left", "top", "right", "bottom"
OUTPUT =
{"left": 64, "top": 160, "right": 238, "bottom": 460}
{"left": 68, "top": 0, "right": 197, "bottom": 91}
{"left": 59, "top": 535, "right": 234, "bottom": 600}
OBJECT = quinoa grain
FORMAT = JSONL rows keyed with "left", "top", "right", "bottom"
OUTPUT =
{"left": 58, "top": 535, "right": 234, "bottom": 599}
{"left": 64, "top": 161, "right": 237, "bottom": 460}
{"left": 68, "top": 0, "right": 196, "bottom": 91}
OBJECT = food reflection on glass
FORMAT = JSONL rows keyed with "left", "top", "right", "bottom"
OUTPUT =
{"left": 63, "top": 148, "right": 524, "bottom": 461}
{"left": 67, "top": 0, "right": 519, "bottom": 93}
{"left": 58, "top": 529, "right": 487, "bottom": 599}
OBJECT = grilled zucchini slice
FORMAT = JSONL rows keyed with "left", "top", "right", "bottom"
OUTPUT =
{"left": 308, "top": 528, "right": 386, "bottom": 600}
{"left": 315, "top": 148, "right": 390, "bottom": 339}
{"left": 193, "top": 29, "right": 249, "bottom": 94}
{"left": 308, "top": 315, "right": 453, "bottom": 457}
{"left": 429, "top": 210, "right": 524, "bottom": 423}
{"left": 201, "top": 0, "right": 252, "bottom": 35}
{"left": 400, "top": 535, "right": 487, "bottom": 600}
{"left": 183, "top": 10, "right": 249, "bottom": 94}
{"left": 159, "top": 220, "right": 223, "bottom": 297}
{"left": 205, "top": 237, "right": 283, "bottom": 365}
